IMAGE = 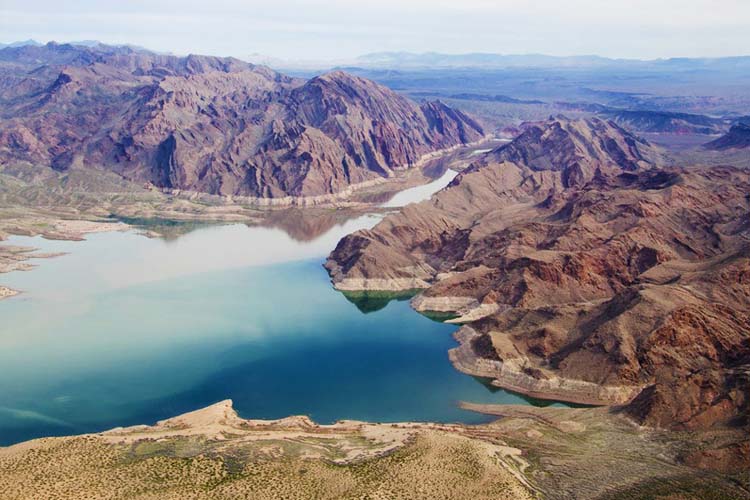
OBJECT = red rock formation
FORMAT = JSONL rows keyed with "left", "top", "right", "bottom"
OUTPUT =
{"left": 327, "top": 117, "right": 750, "bottom": 430}
{"left": 0, "top": 43, "right": 484, "bottom": 198}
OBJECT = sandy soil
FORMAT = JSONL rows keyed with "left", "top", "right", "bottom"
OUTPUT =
{"left": 0, "top": 400, "right": 534, "bottom": 500}
{"left": 1, "top": 401, "right": 748, "bottom": 499}
{"left": 48, "top": 219, "right": 130, "bottom": 239}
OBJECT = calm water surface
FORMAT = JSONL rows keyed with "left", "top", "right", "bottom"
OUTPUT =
{"left": 380, "top": 169, "right": 457, "bottom": 208}
{"left": 0, "top": 188, "right": 558, "bottom": 446}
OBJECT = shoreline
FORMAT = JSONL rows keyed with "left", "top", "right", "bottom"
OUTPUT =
{"left": 0, "top": 139, "right": 496, "bottom": 247}
{"left": 0, "top": 140, "right": 492, "bottom": 302}
{"left": 325, "top": 273, "right": 645, "bottom": 408}
{"left": 325, "top": 270, "right": 643, "bottom": 408}
{"left": 0, "top": 399, "right": 539, "bottom": 499}
{"left": 156, "top": 137, "right": 495, "bottom": 209}
{"left": 411, "top": 294, "right": 505, "bottom": 324}
{"left": 3, "top": 399, "right": 747, "bottom": 500}
{"left": 0, "top": 220, "right": 130, "bottom": 296}
{"left": 448, "top": 326, "right": 644, "bottom": 407}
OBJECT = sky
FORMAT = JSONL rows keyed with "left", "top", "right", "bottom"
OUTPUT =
{"left": 1, "top": 0, "right": 749, "bottom": 61}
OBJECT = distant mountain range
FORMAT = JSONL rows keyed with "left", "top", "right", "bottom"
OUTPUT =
{"left": 704, "top": 122, "right": 750, "bottom": 150}
{"left": 5, "top": 41, "right": 748, "bottom": 71}
{"left": 351, "top": 51, "right": 750, "bottom": 70}
{"left": 355, "top": 52, "right": 618, "bottom": 69}
{"left": 0, "top": 39, "right": 44, "bottom": 49}
{"left": 0, "top": 39, "right": 110, "bottom": 49}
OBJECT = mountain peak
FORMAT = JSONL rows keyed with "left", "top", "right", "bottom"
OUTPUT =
{"left": 482, "top": 116, "right": 657, "bottom": 187}
{"left": 304, "top": 70, "right": 382, "bottom": 95}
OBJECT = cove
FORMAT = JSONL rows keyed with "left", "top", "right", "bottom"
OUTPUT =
{"left": 0, "top": 206, "right": 565, "bottom": 447}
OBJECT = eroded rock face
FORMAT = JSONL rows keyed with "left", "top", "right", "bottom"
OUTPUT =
{"left": 326, "top": 116, "right": 750, "bottom": 430}
{"left": 0, "top": 43, "right": 484, "bottom": 198}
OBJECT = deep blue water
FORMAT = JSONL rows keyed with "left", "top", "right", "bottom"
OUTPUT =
{"left": 0, "top": 214, "right": 559, "bottom": 446}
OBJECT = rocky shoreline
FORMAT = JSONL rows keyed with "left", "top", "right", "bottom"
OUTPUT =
{"left": 327, "top": 274, "right": 432, "bottom": 292}
{"left": 449, "top": 326, "right": 643, "bottom": 406}
{"left": 0, "top": 139, "right": 494, "bottom": 305}
{"left": 330, "top": 280, "right": 645, "bottom": 407}
{"left": 411, "top": 295, "right": 505, "bottom": 324}
{"left": 159, "top": 138, "right": 493, "bottom": 208}
{"left": 325, "top": 117, "right": 750, "bottom": 431}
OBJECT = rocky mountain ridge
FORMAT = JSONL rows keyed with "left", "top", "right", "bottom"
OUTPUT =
{"left": 326, "top": 117, "right": 750, "bottom": 430}
{"left": 0, "top": 42, "right": 484, "bottom": 199}
{"left": 704, "top": 122, "right": 750, "bottom": 150}
{"left": 602, "top": 109, "right": 728, "bottom": 135}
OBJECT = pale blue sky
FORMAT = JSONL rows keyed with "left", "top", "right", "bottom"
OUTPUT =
{"left": 2, "top": 0, "right": 749, "bottom": 61}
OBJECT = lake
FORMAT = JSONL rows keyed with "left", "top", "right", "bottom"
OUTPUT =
{"left": 0, "top": 184, "right": 561, "bottom": 446}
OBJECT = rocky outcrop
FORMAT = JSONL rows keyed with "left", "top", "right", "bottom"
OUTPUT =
{"left": 449, "top": 327, "right": 643, "bottom": 405}
{"left": 326, "top": 116, "right": 750, "bottom": 430}
{"left": 0, "top": 43, "right": 484, "bottom": 200}
{"left": 411, "top": 295, "right": 505, "bottom": 323}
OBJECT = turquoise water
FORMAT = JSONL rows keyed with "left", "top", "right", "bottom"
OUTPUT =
{"left": 0, "top": 213, "right": 553, "bottom": 446}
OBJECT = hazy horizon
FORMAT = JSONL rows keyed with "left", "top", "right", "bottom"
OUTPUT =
{"left": 2, "top": 0, "right": 750, "bottom": 61}
{"left": 3, "top": 39, "right": 750, "bottom": 66}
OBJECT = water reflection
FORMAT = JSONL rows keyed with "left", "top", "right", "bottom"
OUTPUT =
{"left": 341, "top": 289, "right": 420, "bottom": 314}
{"left": 0, "top": 168, "right": 568, "bottom": 446}
{"left": 3, "top": 214, "right": 381, "bottom": 295}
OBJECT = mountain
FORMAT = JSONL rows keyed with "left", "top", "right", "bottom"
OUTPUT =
{"left": 354, "top": 52, "right": 616, "bottom": 69}
{"left": 352, "top": 52, "right": 750, "bottom": 71}
{"left": 445, "top": 93, "right": 545, "bottom": 105}
{"left": 704, "top": 123, "right": 750, "bottom": 150}
{"left": 601, "top": 109, "right": 728, "bottom": 135}
{"left": 326, "top": 117, "right": 750, "bottom": 430}
{"left": 0, "top": 42, "right": 484, "bottom": 200}
{"left": 0, "top": 39, "right": 43, "bottom": 49}
{"left": 545, "top": 105, "right": 729, "bottom": 135}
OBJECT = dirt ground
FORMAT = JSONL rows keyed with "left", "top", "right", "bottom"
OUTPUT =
{"left": 1, "top": 400, "right": 747, "bottom": 500}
